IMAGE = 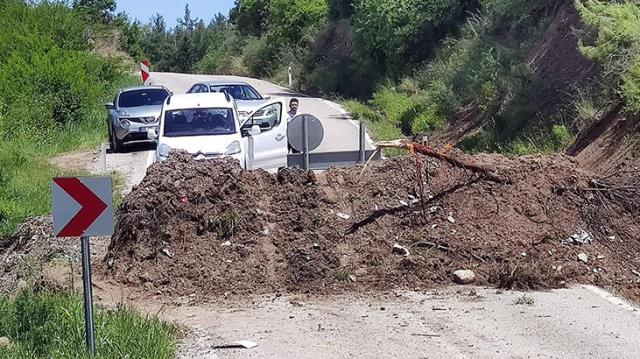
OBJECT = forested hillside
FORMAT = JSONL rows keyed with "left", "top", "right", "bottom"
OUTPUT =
{"left": 129, "top": 0, "right": 639, "bottom": 156}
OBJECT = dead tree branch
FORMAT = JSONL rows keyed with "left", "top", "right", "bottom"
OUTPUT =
{"left": 375, "top": 140, "right": 510, "bottom": 184}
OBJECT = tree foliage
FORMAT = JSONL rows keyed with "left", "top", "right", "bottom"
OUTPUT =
{"left": 576, "top": 0, "right": 640, "bottom": 112}
{"left": 328, "top": 0, "right": 354, "bottom": 20}
{"left": 230, "top": 0, "right": 269, "bottom": 36}
{"left": 72, "top": 0, "right": 116, "bottom": 23}
{"left": 352, "top": 0, "right": 480, "bottom": 72}
{"left": 266, "top": 0, "right": 328, "bottom": 45}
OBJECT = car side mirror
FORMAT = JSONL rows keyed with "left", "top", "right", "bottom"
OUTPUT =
{"left": 147, "top": 127, "right": 158, "bottom": 140}
{"left": 250, "top": 125, "right": 261, "bottom": 136}
{"left": 105, "top": 102, "right": 115, "bottom": 110}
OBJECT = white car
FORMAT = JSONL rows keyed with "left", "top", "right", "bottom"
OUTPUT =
{"left": 148, "top": 93, "right": 289, "bottom": 170}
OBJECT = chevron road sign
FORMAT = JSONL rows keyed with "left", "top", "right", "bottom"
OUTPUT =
{"left": 52, "top": 177, "right": 113, "bottom": 238}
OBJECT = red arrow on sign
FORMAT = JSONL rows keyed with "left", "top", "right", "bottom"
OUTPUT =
{"left": 53, "top": 178, "right": 108, "bottom": 237}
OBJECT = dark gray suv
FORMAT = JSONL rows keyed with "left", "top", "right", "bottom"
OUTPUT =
{"left": 106, "top": 86, "right": 171, "bottom": 152}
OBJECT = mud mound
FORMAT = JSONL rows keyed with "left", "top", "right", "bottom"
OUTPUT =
{"left": 104, "top": 153, "right": 640, "bottom": 300}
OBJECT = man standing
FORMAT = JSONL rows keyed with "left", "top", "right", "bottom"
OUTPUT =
{"left": 287, "top": 98, "right": 299, "bottom": 121}
{"left": 287, "top": 98, "right": 300, "bottom": 153}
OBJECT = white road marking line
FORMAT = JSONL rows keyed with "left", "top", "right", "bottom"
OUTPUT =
{"left": 317, "top": 98, "right": 374, "bottom": 146}
{"left": 583, "top": 285, "right": 640, "bottom": 314}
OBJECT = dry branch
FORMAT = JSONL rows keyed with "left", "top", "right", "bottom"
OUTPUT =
{"left": 375, "top": 140, "right": 510, "bottom": 184}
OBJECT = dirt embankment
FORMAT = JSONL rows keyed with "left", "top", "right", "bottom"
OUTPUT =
{"left": 103, "top": 153, "right": 640, "bottom": 300}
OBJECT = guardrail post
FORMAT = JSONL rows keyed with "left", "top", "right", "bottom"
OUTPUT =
{"left": 302, "top": 115, "right": 310, "bottom": 170}
{"left": 100, "top": 143, "right": 107, "bottom": 175}
{"left": 359, "top": 121, "right": 366, "bottom": 164}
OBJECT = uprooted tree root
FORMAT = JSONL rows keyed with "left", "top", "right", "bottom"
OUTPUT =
{"left": 368, "top": 140, "right": 511, "bottom": 184}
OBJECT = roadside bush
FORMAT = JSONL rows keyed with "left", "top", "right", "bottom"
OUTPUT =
{"left": 461, "top": 123, "right": 574, "bottom": 155}
{"left": 344, "top": 100, "right": 402, "bottom": 141}
{"left": 370, "top": 86, "right": 416, "bottom": 125}
{"left": 411, "top": 106, "right": 447, "bottom": 134}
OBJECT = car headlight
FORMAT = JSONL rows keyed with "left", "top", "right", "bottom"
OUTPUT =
{"left": 224, "top": 141, "right": 241, "bottom": 156}
{"left": 158, "top": 144, "right": 172, "bottom": 159}
{"left": 119, "top": 119, "right": 131, "bottom": 129}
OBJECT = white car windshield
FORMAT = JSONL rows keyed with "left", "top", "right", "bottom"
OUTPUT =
{"left": 163, "top": 108, "right": 236, "bottom": 137}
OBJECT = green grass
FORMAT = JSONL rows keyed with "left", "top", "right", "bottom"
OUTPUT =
{"left": 0, "top": 290, "right": 178, "bottom": 359}
{"left": 343, "top": 100, "right": 403, "bottom": 141}
{"left": 343, "top": 99, "right": 409, "bottom": 157}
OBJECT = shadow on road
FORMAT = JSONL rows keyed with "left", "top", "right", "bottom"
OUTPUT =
{"left": 267, "top": 91, "right": 311, "bottom": 98}
{"left": 328, "top": 114, "right": 351, "bottom": 120}
{"left": 108, "top": 142, "right": 156, "bottom": 154}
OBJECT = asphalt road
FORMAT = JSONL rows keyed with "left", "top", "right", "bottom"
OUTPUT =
{"left": 136, "top": 286, "right": 639, "bottom": 359}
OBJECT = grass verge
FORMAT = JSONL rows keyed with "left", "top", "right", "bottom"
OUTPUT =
{"left": 0, "top": 290, "right": 177, "bottom": 359}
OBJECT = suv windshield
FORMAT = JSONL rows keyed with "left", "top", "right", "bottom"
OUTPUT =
{"left": 118, "top": 89, "right": 169, "bottom": 108}
{"left": 209, "top": 85, "right": 262, "bottom": 100}
{"left": 163, "top": 108, "right": 236, "bottom": 137}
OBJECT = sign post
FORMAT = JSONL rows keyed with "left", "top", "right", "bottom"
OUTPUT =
{"left": 288, "top": 66, "right": 293, "bottom": 88}
{"left": 140, "top": 60, "right": 151, "bottom": 86}
{"left": 52, "top": 177, "right": 114, "bottom": 358}
{"left": 81, "top": 235, "right": 96, "bottom": 356}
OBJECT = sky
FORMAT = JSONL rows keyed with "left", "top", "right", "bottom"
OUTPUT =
{"left": 117, "top": 0, "right": 236, "bottom": 28}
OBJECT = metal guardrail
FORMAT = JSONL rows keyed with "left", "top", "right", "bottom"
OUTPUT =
{"left": 287, "top": 119, "right": 380, "bottom": 170}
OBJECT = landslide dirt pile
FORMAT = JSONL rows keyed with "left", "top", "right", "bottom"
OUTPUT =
{"left": 104, "top": 152, "right": 640, "bottom": 299}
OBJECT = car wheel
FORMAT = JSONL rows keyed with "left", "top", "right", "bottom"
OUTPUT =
{"left": 110, "top": 126, "right": 122, "bottom": 153}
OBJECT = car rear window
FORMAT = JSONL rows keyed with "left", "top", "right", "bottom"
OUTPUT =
{"left": 163, "top": 108, "right": 236, "bottom": 137}
{"left": 118, "top": 89, "right": 169, "bottom": 108}
{"left": 209, "top": 85, "right": 262, "bottom": 100}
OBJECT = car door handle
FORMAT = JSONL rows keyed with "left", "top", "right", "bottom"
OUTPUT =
{"left": 275, "top": 134, "right": 285, "bottom": 141}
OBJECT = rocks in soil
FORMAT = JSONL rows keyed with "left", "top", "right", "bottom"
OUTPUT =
{"left": 453, "top": 270, "right": 476, "bottom": 285}
{"left": 567, "top": 230, "right": 593, "bottom": 245}
{"left": 577, "top": 253, "right": 589, "bottom": 263}
{"left": 392, "top": 244, "right": 410, "bottom": 257}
